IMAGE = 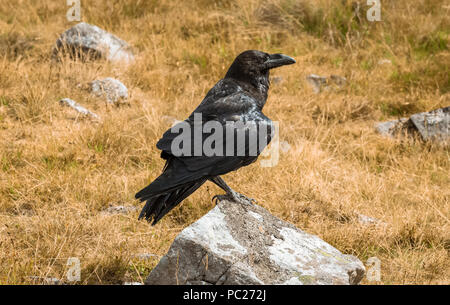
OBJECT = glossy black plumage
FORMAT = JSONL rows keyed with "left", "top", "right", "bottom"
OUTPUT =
{"left": 135, "top": 50, "right": 295, "bottom": 225}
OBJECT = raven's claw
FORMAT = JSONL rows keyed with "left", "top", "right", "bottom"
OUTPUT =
{"left": 212, "top": 192, "right": 255, "bottom": 211}
{"left": 235, "top": 193, "right": 257, "bottom": 204}
{"left": 212, "top": 194, "right": 229, "bottom": 205}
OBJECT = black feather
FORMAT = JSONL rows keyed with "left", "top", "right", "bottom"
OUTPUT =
{"left": 135, "top": 50, "right": 295, "bottom": 224}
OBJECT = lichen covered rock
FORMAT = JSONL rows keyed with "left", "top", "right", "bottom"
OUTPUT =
{"left": 145, "top": 200, "right": 365, "bottom": 285}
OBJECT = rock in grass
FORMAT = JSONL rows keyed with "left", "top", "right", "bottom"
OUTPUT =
{"left": 409, "top": 107, "right": 449, "bottom": 142}
{"left": 145, "top": 200, "right": 365, "bottom": 285}
{"left": 90, "top": 78, "right": 128, "bottom": 104}
{"left": 54, "top": 22, "right": 134, "bottom": 64}
{"left": 329, "top": 74, "right": 347, "bottom": 87}
{"left": 376, "top": 106, "right": 449, "bottom": 144}
{"left": 59, "top": 98, "right": 99, "bottom": 120}
{"left": 101, "top": 205, "right": 137, "bottom": 215}
{"left": 306, "top": 74, "right": 347, "bottom": 93}
{"left": 375, "top": 118, "right": 410, "bottom": 137}
{"left": 306, "top": 74, "right": 328, "bottom": 94}
{"left": 357, "top": 214, "right": 382, "bottom": 226}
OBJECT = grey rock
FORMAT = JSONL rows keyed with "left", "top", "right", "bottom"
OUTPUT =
{"left": 145, "top": 200, "right": 365, "bottom": 285}
{"left": 306, "top": 74, "right": 328, "bottom": 94}
{"left": 54, "top": 22, "right": 134, "bottom": 64}
{"left": 357, "top": 214, "right": 381, "bottom": 225}
{"left": 59, "top": 98, "right": 99, "bottom": 120}
{"left": 306, "top": 74, "right": 347, "bottom": 93}
{"left": 329, "top": 74, "right": 347, "bottom": 87}
{"left": 123, "top": 282, "right": 143, "bottom": 285}
{"left": 101, "top": 205, "right": 137, "bottom": 215}
{"left": 409, "top": 107, "right": 449, "bottom": 142}
{"left": 376, "top": 107, "right": 449, "bottom": 143}
{"left": 90, "top": 78, "right": 128, "bottom": 104}
{"left": 375, "top": 118, "right": 409, "bottom": 137}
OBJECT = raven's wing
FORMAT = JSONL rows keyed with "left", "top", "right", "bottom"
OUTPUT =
{"left": 153, "top": 92, "right": 273, "bottom": 187}
{"left": 136, "top": 86, "right": 273, "bottom": 224}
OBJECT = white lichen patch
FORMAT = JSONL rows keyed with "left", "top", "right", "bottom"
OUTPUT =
{"left": 248, "top": 211, "right": 263, "bottom": 222}
{"left": 179, "top": 206, "right": 247, "bottom": 258}
{"left": 281, "top": 277, "right": 304, "bottom": 285}
{"left": 268, "top": 227, "right": 357, "bottom": 284}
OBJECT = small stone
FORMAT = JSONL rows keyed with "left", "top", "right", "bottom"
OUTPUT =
{"left": 54, "top": 22, "right": 134, "bottom": 64}
{"left": 357, "top": 214, "right": 380, "bottom": 225}
{"left": 59, "top": 98, "right": 100, "bottom": 120}
{"left": 306, "top": 74, "right": 328, "bottom": 94}
{"left": 329, "top": 74, "right": 347, "bottom": 87}
{"left": 101, "top": 205, "right": 137, "bottom": 215}
{"left": 306, "top": 74, "right": 347, "bottom": 93}
{"left": 378, "top": 59, "right": 392, "bottom": 65}
{"left": 90, "top": 78, "right": 128, "bottom": 104}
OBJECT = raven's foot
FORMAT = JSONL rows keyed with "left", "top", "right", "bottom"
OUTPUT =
{"left": 212, "top": 194, "right": 231, "bottom": 205}
{"left": 212, "top": 192, "right": 256, "bottom": 208}
{"left": 233, "top": 192, "right": 256, "bottom": 205}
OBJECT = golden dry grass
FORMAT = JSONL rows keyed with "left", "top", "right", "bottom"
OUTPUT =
{"left": 0, "top": 0, "right": 448, "bottom": 284}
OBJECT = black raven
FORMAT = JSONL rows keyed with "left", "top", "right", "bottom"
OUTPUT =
{"left": 135, "top": 50, "right": 295, "bottom": 225}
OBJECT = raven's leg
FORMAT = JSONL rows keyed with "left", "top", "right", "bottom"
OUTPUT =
{"left": 210, "top": 176, "right": 256, "bottom": 205}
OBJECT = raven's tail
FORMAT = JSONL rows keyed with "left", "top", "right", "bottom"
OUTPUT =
{"left": 135, "top": 178, "right": 207, "bottom": 225}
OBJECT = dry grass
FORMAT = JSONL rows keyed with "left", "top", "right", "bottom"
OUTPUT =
{"left": 0, "top": 0, "right": 449, "bottom": 284}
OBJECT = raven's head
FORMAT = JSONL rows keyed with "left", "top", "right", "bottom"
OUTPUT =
{"left": 225, "top": 50, "right": 295, "bottom": 95}
{"left": 225, "top": 50, "right": 295, "bottom": 78}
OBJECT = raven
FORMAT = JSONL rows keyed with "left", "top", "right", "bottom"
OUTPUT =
{"left": 135, "top": 50, "right": 295, "bottom": 225}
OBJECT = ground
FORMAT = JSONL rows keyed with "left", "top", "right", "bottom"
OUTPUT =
{"left": 0, "top": 0, "right": 448, "bottom": 284}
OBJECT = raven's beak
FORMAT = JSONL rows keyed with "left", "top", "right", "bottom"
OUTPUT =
{"left": 265, "top": 53, "right": 296, "bottom": 69}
